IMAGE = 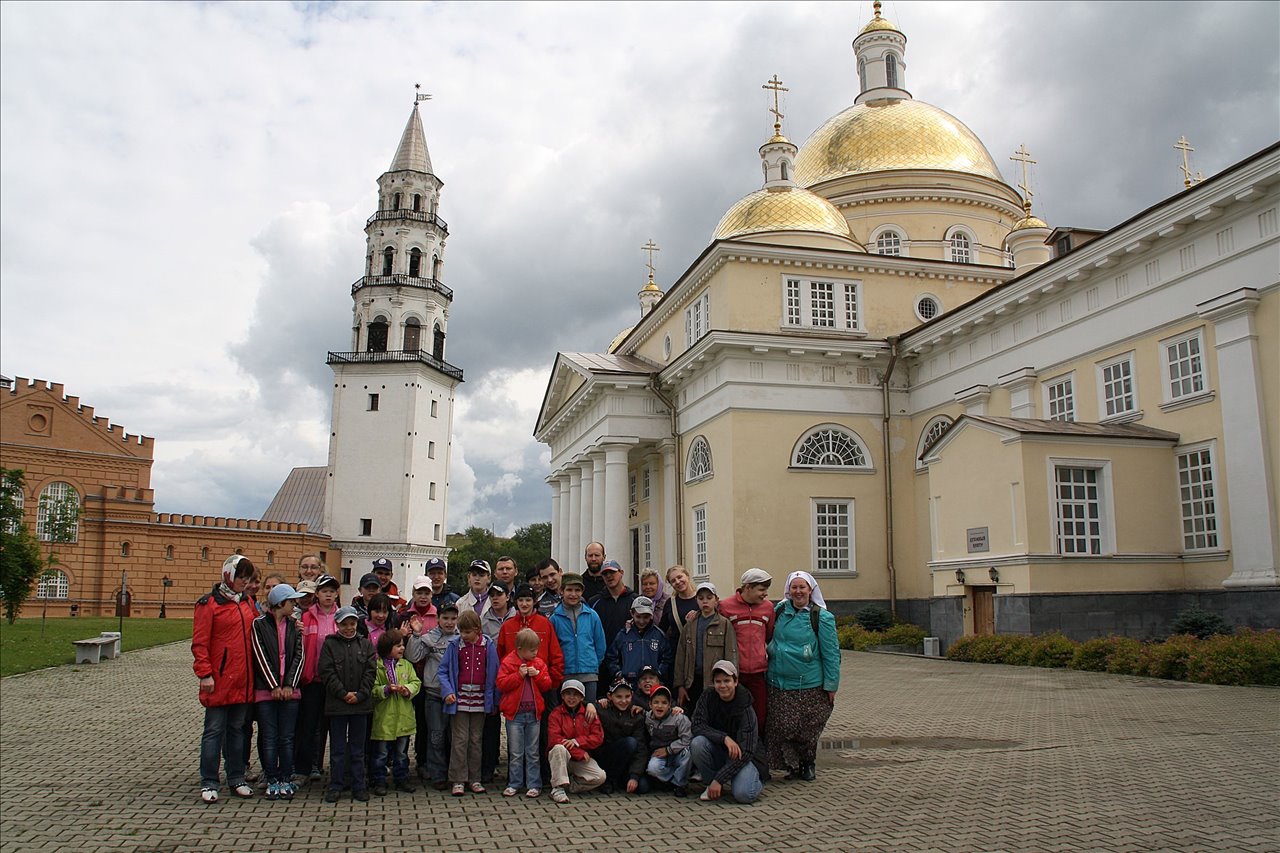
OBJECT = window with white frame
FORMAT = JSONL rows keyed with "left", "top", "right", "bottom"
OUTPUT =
{"left": 914, "top": 294, "right": 940, "bottom": 322}
{"left": 686, "top": 436, "right": 713, "bottom": 483}
{"left": 685, "top": 292, "right": 710, "bottom": 347}
{"left": 1045, "top": 374, "right": 1075, "bottom": 422}
{"left": 915, "top": 415, "right": 953, "bottom": 469}
{"left": 1177, "top": 444, "right": 1218, "bottom": 550}
{"left": 36, "top": 481, "right": 80, "bottom": 542}
{"left": 782, "top": 276, "right": 861, "bottom": 331}
{"left": 1162, "top": 329, "right": 1206, "bottom": 402}
{"left": 813, "top": 499, "right": 854, "bottom": 573}
{"left": 628, "top": 473, "right": 637, "bottom": 506}
{"left": 641, "top": 466, "right": 651, "bottom": 501}
{"left": 792, "top": 425, "right": 870, "bottom": 469}
{"left": 36, "top": 568, "right": 69, "bottom": 600}
{"left": 948, "top": 229, "right": 972, "bottom": 264}
{"left": 874, "top": 229, "right": 903, "bottom": 256}
{"left": 641, "top": 521, "right": 652, "bottom": 570}
{"left": 1098, "top": 354, "right": 1137, "bottom": 419}
{"left": 1054, "top": 465, "right": 1105, "bottom": 555}
{"left": 692, "top": 504, "right": 708, "bottom": 577}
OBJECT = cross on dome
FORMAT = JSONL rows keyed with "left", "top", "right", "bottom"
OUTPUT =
{"left": 763, "top": 74, "right": 790, "bottom": 137}
{"left": 1010, "top": 144, "right": 1037, "bottom": 213}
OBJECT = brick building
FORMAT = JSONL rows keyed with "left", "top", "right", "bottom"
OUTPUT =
{"left": 0, "top": 376, "right": 333, "bottom": 618}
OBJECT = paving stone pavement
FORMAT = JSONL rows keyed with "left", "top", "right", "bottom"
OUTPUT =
{"left": 2, "top": 642, "right": 1277, "bottom": 853}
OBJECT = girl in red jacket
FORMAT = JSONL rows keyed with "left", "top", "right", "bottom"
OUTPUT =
{"left": 192, "top": 554, "right": 259, "bottom": 804}
{"left": 546, "top": 679, "right": 607, "bottom": 804}
{"left": 496, "top": 628, "right": 553, "bottom": 798}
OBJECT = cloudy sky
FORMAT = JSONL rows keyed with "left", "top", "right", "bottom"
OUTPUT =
{"left": 2, "top": 1, "right": 1276, "bottom": 535}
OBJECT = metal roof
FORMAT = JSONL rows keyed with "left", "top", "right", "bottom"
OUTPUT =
{"left": 260, "top": 466, "right": 327, "bottom": 533}
{"left": 559, "top": 352, "right": 658, "bottom": 375}
{"left": 965, "top": 415, "right": 1181, "bottom": 442}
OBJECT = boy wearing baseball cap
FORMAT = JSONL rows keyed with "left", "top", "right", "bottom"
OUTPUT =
{"left": 318, "top": 606, "right": 377, "bottom": 802}
{"left": 718, "top": 569, "right": 774, "bottom": 736}
{"left": 604, "top": 596, "right": 674, "bottom": 685}
{"left": 690, "top": 660, "right": 766, "bottom": 804}
{"left": 546, "top": 680, "right": 606, "bottom": 803}
{"left": 675, "top": 581, "right": 738, "bottom": 713}
{"left": 550, "top": 573, "right": 608, "bottom": 703}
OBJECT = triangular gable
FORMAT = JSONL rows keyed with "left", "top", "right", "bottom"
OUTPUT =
{"left": 534, "top": 354, "right": 594, "bottom": 438}
{"left": 920, "top": 415, "right": 1017, "bottom": 465}
{"left": 1, "top": 378, "right": 154, "bottom": 460}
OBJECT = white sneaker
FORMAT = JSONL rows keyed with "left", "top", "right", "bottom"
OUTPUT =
{"left": 699, "top": 788, "right": 712, "bottom": 801}
{"left": 551, "top": 787, "right": 569, "bottom": 804}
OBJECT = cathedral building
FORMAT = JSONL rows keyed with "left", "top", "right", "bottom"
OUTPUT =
{"left": 534, "top": 4, "right": 1279, "bottom": 646}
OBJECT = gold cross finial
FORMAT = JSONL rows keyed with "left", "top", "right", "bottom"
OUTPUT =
{"left": 641, "top": 239, "right": 661, "bottom": 282}
{"left": 1174, "top": 135, "right": 1195, "bottom": 189}
{"left": 1010, "top": 144, "right": 1037, "bottom": 213}
{"left": 873, "top": 0, "right": 883, "bottom": 19}
{"left": 415, "top": 82, "right": 432, "bottom": 104}
{"left": 763, "top": 74, "right": 789, "bottom": 134}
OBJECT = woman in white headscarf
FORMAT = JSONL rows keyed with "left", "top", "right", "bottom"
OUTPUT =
{"left": 764, "top": 571, "right": 840, "bottom": 781}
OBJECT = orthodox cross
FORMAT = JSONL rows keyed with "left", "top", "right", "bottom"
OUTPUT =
{"left": 763, "top": 75, "right": 789, "bottom": 132}
{"left": 1174, "top": 136, "right": 1195, "bottom": 189}
{"left": 1010, "top": 144, "right": 1036, "bottom": 211}
{"left": 641, "top": 239, "right": 661, "bottom": 282}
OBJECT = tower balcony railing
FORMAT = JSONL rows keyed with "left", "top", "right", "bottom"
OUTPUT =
{"left": 366, "top": 209, "right": 449, "bottom": 234}
{"left": 350, "top": 274, "right": 453, "bottom": 299}
{"left": 326, "top": 349, "right": 464, "bottom": 382}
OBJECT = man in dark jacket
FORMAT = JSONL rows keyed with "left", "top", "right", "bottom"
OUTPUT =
{"left": 589, "top": 560, "right": 636, "bottom": 668}
{"left": 318, "top": 606, "right": 376, "bottom": 802}
{"left": 591, "top": 679, "right": 649, "bottom": 793}
{"left": 690, "top": 660, "right": 766, "bottom": 803}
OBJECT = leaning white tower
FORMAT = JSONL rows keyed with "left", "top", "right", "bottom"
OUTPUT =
{"left": 322, "top": 94, "right": 461, "bottom": 592}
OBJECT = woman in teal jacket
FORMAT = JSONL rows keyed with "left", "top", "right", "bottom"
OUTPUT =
{"left": 765, "top": 571, "right": 840, "bottom": 781}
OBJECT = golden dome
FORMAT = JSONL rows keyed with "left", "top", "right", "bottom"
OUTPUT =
{"left": 794, "top": 99, "right": 1005, "bottom": 186}
{"left": 608, "top": 325, "right": 634, "bottom": 353}
{"left": 859, "top": 15, "right": 900, "bottom": 35}
{"left": 641, "top": 279, "right": 661, "bottom": 292}
{"left": 1011, "top": 214, "right": 1049, "bottom": 231}
{"left": 713, "top": 187, "right": 853, "bottom": 241}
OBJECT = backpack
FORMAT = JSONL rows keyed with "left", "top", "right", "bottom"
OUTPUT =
{"left": 776, "top": 600, "right": 821, "bottom": 636}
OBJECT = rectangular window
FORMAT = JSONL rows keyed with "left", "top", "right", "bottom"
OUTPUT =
{"left": 429, "top": 481, "right": 437, "bottom": 500}
{"left": 430, "top": 399, "right": 438, "bottom": 418}
{"left": 641, "top": 466, "right": 651, "bottom": 501}
{"left": 434, "top": 523, "right": 442, "bottom": 541}
{"left": 693, "top": 504, "right": 707, "bottom": 577}
{"left": 1163, "top": 330, "right": 1205, "bottom": 401}
{"left": 1177, "top": 445, "right": 1218, "bottom": 550}
{"left": 685, "top": 292, "right": 711, "bottom": 347}
{"left": 341, "top": 567, "right": 352, "bottom": 585}
{"left": 641, "top": 522, "right": 652, "bottom": 571}
{"left": 1054, "top": 466, "right": 1102, "bottom": 555}
{"left": 367, "top": 393, "right": 379, "bottom": 411}
{"left": 629, "top": 473, "right": 637, "bottom": 507}
{"left": 1046, "top": 374, "right": 1075, "bottom": 422}
{"left": 1099, "top": 354, "right": 1137, "bottom": 419}
{"left": 781, "top": 275, "right": 861, "bottom": 331}
{"left": 813, "top": 500, "right": 853, "bottom": 573}
{"left": 360, "top": 518, "right": 372, "bottom": 536}
{"left": 428, "top": 440, "right": 436, "bottom": 459}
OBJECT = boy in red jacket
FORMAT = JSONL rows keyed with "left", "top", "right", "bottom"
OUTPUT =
{"left": 546, "top": 680, "right": 606, "bottom": 804}
{"left": 717, "top": 568, "right": 773, "bottom": 736}
{"left": 496, "top": 628, "right": 553, "bottom": 798}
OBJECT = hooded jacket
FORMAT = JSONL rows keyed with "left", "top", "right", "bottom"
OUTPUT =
{"left": 495, "top": 651, "right": 553, "bottom": 720}
{"left": 192, "top": 584, "right": 258, "bottom": 708}
{"left": 717, "top": 592, "right": 774, "bottom": 675}
{"left": 372, "top": 657, "right": 422, "bottom": 740}
{"left": 547, "top": 702, "right": 604, "bottom": 761}
{"left": 691, "top": 684, "right": 768, "bottom": 785}
{"left": 406, "top": 625, "right": 457, "bottom": 698}
{"left": 318, "top": 631, "right": 377, "bottom": 715}
{"left": 594, "top": 702, "right": 649, "bottom": 780}
{"left": 674, "top": 610, "right": 738, "bottom": 690}
{"left": 644, "top": 708, "right": 692, "bottom": 755}
{"left": 549, "top": 600, "right": 607, "bottom": 676}
{"left": 766, "top": 600, "right": 841, "bottom": 692}
{"left": 250, "top": 612, "right": 305, "bottom": 694}
{"left": 497, "top": 611, "right": 564, "bottom": 685}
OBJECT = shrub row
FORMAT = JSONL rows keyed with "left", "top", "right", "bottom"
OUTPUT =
{"left": 945, "top": 629, "right": 1280, "bottom": 686}
{"left": 837, "top": 621, "right": 927, "bottom": 651}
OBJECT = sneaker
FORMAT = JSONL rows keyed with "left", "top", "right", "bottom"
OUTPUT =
{"left": 309, "top": 769, "right": 323, "bottom": 782}
{"left": 395, "top": 779, "right": 417, "bottom": 793}
{"left": 200, "top": 788, "right": 218, "bottom": 804}
{"left": 526, "top": 788, "right": 540, "bottom": 798}
{"left": 451, "top": 783, "right": 466, "bottom": 797}
{"left": 265, "top": 782, "right": 280, "bottom": 801}
{"left": 673, "top": 785, "right": 688, "bottom": 798}
{"left": 324, "top": 788, "right": 340, "bottom": 804}
{"left": 231, "top": 783, "right": 254, "bottom": 799}
{"left": 468, "top": 782, "right": 487, "bottom": 794}
{"left": 372, "top": 784, "right": 388, "bottom": 797}
{"left": 551, "top": 787, "right": 569, "bottom": 804}
{"left": 502, "top": 786, "right": 518, "bottom": 797}
{"left": 690, "top": 770, "right": 703, "bottom": 782}
{"left": 353, "top": 788, "right": 370, "bottom": 802}
{"left": 281, "top": 783, "right": 296, "bottom": 800}
{"left": 699, "top": 788, "right": 712, "bottom": 801}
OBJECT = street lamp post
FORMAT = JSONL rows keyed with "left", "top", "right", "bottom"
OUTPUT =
{"left": 160, "top": 575, "right": 173, "bottom": 619}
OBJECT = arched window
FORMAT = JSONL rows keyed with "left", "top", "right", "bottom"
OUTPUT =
{"left": 164, "top": 544, "right": 175, "bottom": 560}
{"left": 886, "top": 53, "right": 899, "bottom": 89}
{"left": 412, "top": 193, "right": 422, "bottom": 212}
{"left": 392, "top": 192, "right": 401, "bottom": 210}
{"left": 433, "top": 323, "right": 446, "bottom": 360}
{"left": 201, "top": 546, "right": 210, "bottom": 561}
{"left": 367, "top": 317, "right": 389, "bottom": 353}
{"left": 1, "top": 474, "right": 22, "bottom": 533}
{"left": 792, "top": 425, "right": 871, "bottom": 469}
{"left": 780, "top": 160, "right": 789, "bottom": 181}
{"left": 266, "top": 550, "right": 275, "bottom": 565}
{"left": 36, "top": 568, "right": 69, "bottom": 600}
{"left": 432, "top": 254, "right": 442, "bottom": 280}
{"left": 403, "top": 317, "right": 422, "bottom": 352}
{"left": 36, "top": 481, "right": 79, "bottom": 542}
{"left": 875, "top": 229, "right": 902, "bottom": 256}
{"left": 409, "top": 247, "right": 422, "bottom": 277}
{"left": 916, "top": 415, "right": 954, "bottom": 469}
{"left": 686, "top": 437, "right": 713, "bottom": 483}
{"left": 949, "top": 229, "right": 972, "bottom": 264}
{"left": 120, "top": 541, "right": 131, "bottom": 557}
{"left": 382, "top": 246, "right": 395, "bottom": 276}
{"left": 858, "top": 57, "right": 866, "bottom": 92}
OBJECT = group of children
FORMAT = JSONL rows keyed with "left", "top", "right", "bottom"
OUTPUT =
{"left": 196, "top": 552, "right": 782, "bottom": 806}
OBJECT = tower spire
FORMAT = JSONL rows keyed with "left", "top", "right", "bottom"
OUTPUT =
{"left": 390, "top": 86, "right": 433, "bottom": 173}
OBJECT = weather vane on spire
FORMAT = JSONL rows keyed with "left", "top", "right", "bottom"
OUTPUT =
{"left": 641, "top": 239, "right": 661, "bottom": 282}
{"left": 1010, "top": 144, "right": 1037, "bottom": 213}
{"left": 762, "top": 74, "right": 789, "bottom": 133}
{"left": 1174, "top": 136, "right": 1196, "bottom": 189}
{"left": 415, "top": 82, "right": 432, "bottom": 105}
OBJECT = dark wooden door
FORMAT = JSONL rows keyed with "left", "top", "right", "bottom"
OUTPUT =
{"left": 972, "top": 586, "right": 995, "bottom": 636}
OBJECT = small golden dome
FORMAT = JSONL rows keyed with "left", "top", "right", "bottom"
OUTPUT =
{"left": 859, "top": 1, "right": 900, "bottom": 35}
{"left": 1011, "top": 214, "right": 1049, "bottom": 231}
{"left": 795, "top": 99, "right": 1005, "bottom": 186}
{"left": 608, "top": 325, "right": 634, "bottom": 353}
{"left": 713, "top": 187, "right": 853, "bottom": 241}
{"left": 641, "top": 280, "right": 661, "bottom": 292}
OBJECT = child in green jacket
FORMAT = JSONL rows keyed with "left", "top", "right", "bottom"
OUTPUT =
{"left": 370, "top": 629, "right": 421, "bottom": 795}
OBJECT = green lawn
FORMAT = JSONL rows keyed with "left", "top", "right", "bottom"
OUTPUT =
{"left": 0, "top": 617, "right": 192, "bottom": 677}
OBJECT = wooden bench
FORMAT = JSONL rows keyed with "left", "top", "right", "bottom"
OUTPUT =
{"left": 73, "top": 633, "right": 121, "bottom": 664}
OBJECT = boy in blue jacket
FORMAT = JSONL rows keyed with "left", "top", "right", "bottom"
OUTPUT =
{"left": 549, "top": 573, "right": 607, "bottom": 703}
{"left": 605, "top": 596, "right": 674, "bottom": 685}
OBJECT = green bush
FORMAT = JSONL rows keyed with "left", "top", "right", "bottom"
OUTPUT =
{"left": 1184, "top": 629, "right": 1280, "bottom": 686}
{"left": 1070, "top": 637, "right": 1122, "bottom": 672}
{"left": 1027, "top": 633, "right": 1076, "bottom": 668}
{"left": 854, "top": 605, "right": 893, "bottom": 632}
{"left": 1168, "top": 607, "right": 1231, "bottom": 640}
{"left": 880, "top": 623, "right": 927, "bottom": 646}
{"left": 838, "top": 622, "right": 927, "bottom": 651}
{"left": 1138, "top": 633, "right": 1199, "bottom": 680}
{"left": 1103, "top": 637, "right": 1144, "bottom": 675}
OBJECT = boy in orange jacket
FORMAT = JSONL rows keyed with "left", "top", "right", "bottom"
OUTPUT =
{"left": 546, "top": 680, "right": 606, "bottom": 804}
{"left": 496, "top": 628, "right": 553, "bottom": 798}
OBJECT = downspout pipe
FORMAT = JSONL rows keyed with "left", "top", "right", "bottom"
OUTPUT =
{"left": 648, "top": 377, "right": 684, "bottom": 565}
{"left": 880, "top": 336, "right": 901, "bottom": 619}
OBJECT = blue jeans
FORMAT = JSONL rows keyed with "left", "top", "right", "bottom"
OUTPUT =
{"left": 647, "top": 748, "right": 692, "bottom": 787}
{"left": 328, "top": 715, "right": 369, "bottom": 793}
{"left": 690, "top": 735, "right": 762, "bottom": 803}
{"left": 256, "top": 699, "right": 300, "bottom": 784}
{"left": 371, "top": 736, "right": 410, "bottom": 784}
{"left": 506, "top": 712, "right": 542, "bottom": 790}
{"left": 594, "top": 735, "right": 649, "bottom": 792}
{"left": 423, "top": 695, "right": 451, "bottom": 782}
{"left": 199, "top": 703, "right": 249, "bottom": 790}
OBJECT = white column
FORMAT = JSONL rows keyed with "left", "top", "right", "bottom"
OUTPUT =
{"left": 547, "top": 476, "right": 562, "bottom": 565}
{"left": 578, "top": 457, "right": 595, "bottom": 558}
{"left": 602, "top": 444, "right": 631, "bottom": 570}
{"left": 557, "top": 476, "right": 572, "bottom": 565}
{"left": 660, "top": 439, "right": 678, "bottom": 570}
{"left": 1199, "top": 289, "right": 1279, "bottom": 586}
{"left": 591, "top": 454, "right": 606, "bottom": 550}
{"left": 566, "top": 467, "right": 582, "bottom": 564}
